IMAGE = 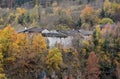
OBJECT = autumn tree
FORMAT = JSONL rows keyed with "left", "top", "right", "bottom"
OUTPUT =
{"left": 10, "top": 33, "right": 47, "bottom": 79}
{"left": 97, "top": 23, "right": 120, "bottom": 79}
{"left": 116, "top": 62, "right": 120, "bottom": 79}
{"left": 16, "top": 8, "right": 28, "bottom": 27}
{"left": 46, "top": 48, "right": 63, "bottom": 77}
{"left": 101, "top": 23, "right": 120, "bottom": 61}
{"left": 86, "top": 52, "right": 100, "bottom": 79}
{"left": 100, "top": 18, "right": 113, "bottom": 24}
{"left": 0, "top": 46, "right": 7, "bottom": 79}
{"left": 32, "top": 34, "right": 47, "bottom": 53}
{"left": 10, "top": 33, "right": 36, "bottom": 79}
{"left": 102, "top": 0, "right": 120, "bottom": 22}
{"left": 0, "top": 25, "right": 18, "bottom": 79}
{"left": 61, "top": 48, "right": 81, "bottom": 79}
{"left": 0, "top": 25, "right": 48, "bottom": 79}
{"left": 82, "top": 25, "right": 104, "bottom": 54}
{"left": 80, "top": 5, "right": 99, "bottom": 30}
{"left": 92, "top": 25, "right": 105, "bottom": 52}
{"left": 110, "top": 23, "right": 120, "bottom": 51}
{"left": 0, "top": 25, "right": 17, "bottom": 65}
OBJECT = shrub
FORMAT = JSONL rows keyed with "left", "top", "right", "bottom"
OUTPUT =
{"left": 100, "top": 18, "right": 113, "bottom": 24}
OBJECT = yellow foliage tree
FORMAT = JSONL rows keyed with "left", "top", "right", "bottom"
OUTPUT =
{"left": 16, "top": 8, "right": 26, "bottom": 15}
{"left": 32, "top": 34, "right": 47, "bottom": 53}
{"left": 5, "top": 28, "right": 47, "bottom": 79}
{"left": 0, "top": 47, "right": 7, "bottom": 79}
{"left": 46, "top": 48, "right": 63, "bottom": 74}
{"left": 0, "top": 25, "right": 44, "bottom": 79}
{"left": 104, "top": 0, "right": 111, "bottom": 10}
{"left": 15, "top": 33, "right": 30, "bottom": 53}
{"left": 103, "top": 0, "right": 120, "bottom": 21}
{"left": 92, "top": 25, "right": 104, "bottom": 52}
{"left": 0, "top": 25, "right": 18, "bottom": 79}
{"left": 0, "top": 25, "right": 17, "bottom": 64}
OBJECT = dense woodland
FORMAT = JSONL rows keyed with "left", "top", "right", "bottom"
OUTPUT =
{"left": 0, "top": 0, "right": 120, "bottom": 79}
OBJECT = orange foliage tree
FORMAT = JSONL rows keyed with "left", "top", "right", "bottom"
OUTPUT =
{"left": 0, "top": 25, "right": 47, "bottom": 79}
{"left": 86, "top": 52, "right": 100, "bottom": 79}
{"left": 11, "top": 33, "right": 47, "bottom": 79}
{"left": 80, "top": 5, "right": 99, "bottom": 29}
{"left": 32, "top": 34, "right": 47, "bottom": 53}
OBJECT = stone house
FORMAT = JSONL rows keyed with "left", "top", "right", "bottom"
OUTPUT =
{"left": 18, "top": 27, "right": 73, "bottom": 48}
{"left": 18, "top": 27, "right": 93, "bottom": 48}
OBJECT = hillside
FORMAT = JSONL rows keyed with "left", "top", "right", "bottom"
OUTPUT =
{"left": 0, "top": 0, "right": 120, "bottom": 79}
{"left": 0, "top": 0, "right": 104, "bottom": 8}
{"left": 0, "top": 0, "right": 120, "bottom": 30}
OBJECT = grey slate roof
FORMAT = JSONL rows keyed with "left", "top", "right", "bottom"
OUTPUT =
{"left": 42, "top": 33, "right": 67, "bottom": 38}
{"left": 78, "top": 29, "right": 93, "bottom": 35}
{"left": 40, "top": 29, "right": 68, "bottom": 37}
{"left": 17, "top": 27, "right": 44, "bottom": 33}
{"left": 17, "top": 27, "right": 93, "bottom": 38}
{"left": 18, "top": 27, "right": 68, "bottom": 38}
{"left": 57, "top": 30, "right": 79, "bottom": 36}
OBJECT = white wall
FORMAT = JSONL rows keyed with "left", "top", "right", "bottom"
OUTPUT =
{"left": 47, "top": 36, "right": 73, "bottom": 48}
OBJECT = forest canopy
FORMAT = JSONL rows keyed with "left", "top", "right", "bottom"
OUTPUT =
{"left": 0, "top": 0, "right": 120, "bottom": 79}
